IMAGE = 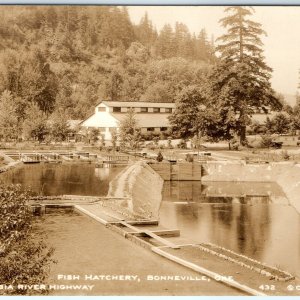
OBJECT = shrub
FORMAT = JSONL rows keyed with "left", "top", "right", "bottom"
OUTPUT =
{"left": 156, "top": 151, "right": 163, "bottom": 162}
{"left": 248, "top": 139, "right": 262, "bottom": 149}
{"left": 229, "top": 136, "right": 240, "bottom": 150}
{"left": 185, "top": 153, "right": 194, "bottom": 162}
{"left": 146, "top": 143, "right": 156, "bottom": 150}
{"left": 260, "top": 135, "right": 273, "bottom": 148}
{"left": 153, "top": 136, "right": 159, "bottom": 146}
{"left": 177, "top": 139, "right": 187, "bottom": 149}
{"left": 167, "top": 138, "right": 172, "bottom": 149}
{"left": 141, "top": 132, "right": 153, "bottom": 141}
{"left": 90, "top": 128, "right": 100, "bottom": 143}
{"left": 281, "top": 150, "right": 290, "bottom": 160}
{"left": 0, "top": 184, "right": 55, "bottom": 295}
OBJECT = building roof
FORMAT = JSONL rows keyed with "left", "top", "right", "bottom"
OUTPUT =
{"left": 101, "top": 101, "right": 175, "bottom": 108}
{"left": 112, "top": 113, "right": 170, "bottom": 127}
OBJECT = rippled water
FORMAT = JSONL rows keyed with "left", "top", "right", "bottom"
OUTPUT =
{"left": 0, "top": 163, "right": 123, "bottom": 196}
{"left": 159, "top": 181, "right": 300, "bottom": 277}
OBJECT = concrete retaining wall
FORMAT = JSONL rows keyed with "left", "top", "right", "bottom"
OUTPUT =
{"left": 202, "top": 161, "right": 300, "bottom": 214}
{"left": 149, "top": 162, "right": 171, "bottom": 180}
{"left": 149, "top": 162, "right": 202, "bottom": 181}
{"left": 276, "top": 164, "right": 300, "bottom": 213}
{"left": 202, "top": 161, "right": 295, "bottom": 182}
{"left": 107, "top": 161, "right": 164, "bottom": 219}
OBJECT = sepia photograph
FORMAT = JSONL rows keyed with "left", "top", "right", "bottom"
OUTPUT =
{"left": 0, "top": 4, "right": 300, "bottom": 297}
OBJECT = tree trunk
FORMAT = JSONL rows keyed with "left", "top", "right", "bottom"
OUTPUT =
{"left": 239, "top": 125, "right": 246, "bottom": 145}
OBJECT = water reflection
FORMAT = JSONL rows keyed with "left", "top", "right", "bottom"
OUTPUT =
{"left": 160, "top": 181, "right": 300, "bottom": 277}
{"left": 0, "top": 164, "right": 123, "bottom": 196}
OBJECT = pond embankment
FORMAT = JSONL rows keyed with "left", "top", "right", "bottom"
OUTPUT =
{"left": 201, "top": 161, "right": 300, "bottom": 213}
{"left": 107, "top": 161, "right": 164, "bottom": 219}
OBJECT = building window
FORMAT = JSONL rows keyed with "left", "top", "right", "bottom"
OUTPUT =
{"left": 160, "top": 127, "right": 168, "bottom": 131}
{"left": 140, "top": 107, "right": 148, "bottom": 113}
{"left": 113, "top": 107, "right": 121, "bottom": 112}
{"left": 165, "top": 108, "right": 172, "bottom": 113}
{"left": 98, "top": 107, "right": 106, "bottom": 112}
{"left": 147, "top": 127, "right": 154, "bottom": 132}
{"left": 109, "top": 127, "right": 116, "bottom": 133}
{"left": 99, "top": 127, "right": 106, "bottom": 132}
{"left": 153, "top": 107, "right": 160, "bottom": 113}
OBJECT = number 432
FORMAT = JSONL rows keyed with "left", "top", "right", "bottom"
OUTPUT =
{"left": 259, "top": 285, "right": 276, "bottom": 291}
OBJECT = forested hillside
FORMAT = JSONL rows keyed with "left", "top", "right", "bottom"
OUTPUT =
{"left": 0, "top": 6, "right": 215, "bottom": 123}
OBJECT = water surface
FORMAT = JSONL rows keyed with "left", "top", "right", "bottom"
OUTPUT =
{"left": 159, "top": 181, "right": 300, "bottom": 277}
{"left": 0, "top": 163, "right": 123, "bottom": 196}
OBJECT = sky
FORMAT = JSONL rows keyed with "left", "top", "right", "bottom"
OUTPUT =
{"left": 128, "top": 6, "right": 300, "bottom": 103}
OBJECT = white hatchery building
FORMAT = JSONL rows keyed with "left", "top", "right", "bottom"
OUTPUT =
{"left": 80, "top": 100, "right": 273, "bottom": 141}
{"left": 80, "top": 101, "right": 175, "bottom": 140}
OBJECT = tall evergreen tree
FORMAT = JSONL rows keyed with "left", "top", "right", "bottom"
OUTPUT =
{"left": 119, "top": 108, "right": 141, "bottom": 150}
{"left": 135, "top": 12, "right": 156, "bottom": 46}
{"left": 22, "top": 102, "right": 49, "bottom": 142}
{"left": 208, "top": 6, "right": 281, "bottom": 144}
{"left": 196, "top": 29, "right": 215, "bottom": 62}
{"left": 174, "top": 22, "right": 193, "bottom": 59}
{"left": 155, "top": 24, "right": 176, "bottom": 58}
{"left": 0, "top": 90, "right": 20, "bottom": 141}
{"left": 291, "top": 74, "right": 300, "bottom": 131}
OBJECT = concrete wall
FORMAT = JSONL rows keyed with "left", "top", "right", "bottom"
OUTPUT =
{"left": 276, "top": 165, "right": 300, "bottom": 213}
{"left": 107, "top": 161, "right": 164, "bottom": 219}
{"left": 148, "top": 163, "right": 171, "bottom": 180}
{"left": 201, "top": 161, "right": 300, "bottom": 214}
{"left": 202, "top": 161, "right": 296, "bottom": 182}
{"left": 149, "top": 162, "right": 202, "bottom": 181}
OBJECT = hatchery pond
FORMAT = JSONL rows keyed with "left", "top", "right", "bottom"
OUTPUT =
{"left": 1, "top": 163, "right": 299, "bottom": 278}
